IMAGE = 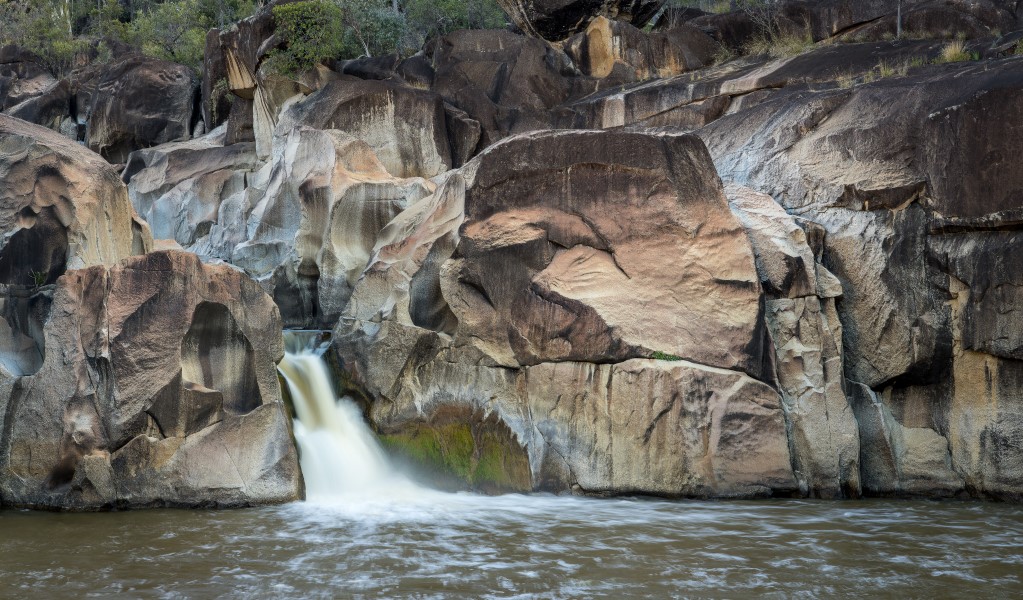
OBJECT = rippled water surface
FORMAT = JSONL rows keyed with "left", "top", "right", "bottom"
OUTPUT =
{"left": 2, "top": 495, "right": 1022, "bottom": 598}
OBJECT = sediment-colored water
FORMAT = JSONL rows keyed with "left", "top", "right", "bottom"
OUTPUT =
{"left": 2, "top": 497, "right": 1022, "bottom": 598}
{"left": 2, "top": 334, "right": 1020, "bottom": 598}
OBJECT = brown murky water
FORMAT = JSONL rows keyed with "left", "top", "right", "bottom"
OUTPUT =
{"left": 2, "top": 496, "right": 1022, "bottom": 598}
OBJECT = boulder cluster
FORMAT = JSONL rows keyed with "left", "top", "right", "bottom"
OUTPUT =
{"left": 1, "top": 0, "right": 1023, "bottom": 508}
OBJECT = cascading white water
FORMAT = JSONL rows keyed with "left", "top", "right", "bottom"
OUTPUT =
{"left": 277, "top": 331, "right": 422, "bottom": 503}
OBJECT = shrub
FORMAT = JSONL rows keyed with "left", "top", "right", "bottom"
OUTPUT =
{"left": 0, "top": 0, "right": 90, "bottom": 76}
{"left": 132, "top": 0, "right": 211, "bottom": 71}
{"left": 268, "top": 0, "right": 347, "bottom": 75}
{"left": 402, "top": 0, "right": 505, "bottom": 48}
{"left": 744, "top": 28, "right": 814, "bottom": 59}
{"left": 937, "top": 39, "right": 972, "bottom": 63}
{"left": 651, "top": 351, "right": 684, "bottom": 361}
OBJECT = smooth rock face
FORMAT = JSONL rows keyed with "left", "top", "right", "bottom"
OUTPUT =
{"left": 277, "top": 79, "right": 452, "bottom": 179}
{"left": 76, "top": 56, "right": 197, "bottom": 163}
{"left": 0, "top": 115, "right": 147, "bottom": 286}
{"left": 0, "top": 251, "right": 302, "bottom": 509}
{"left": 698, "top": 56, "right": 1023, "bottom": 499}
{"left": 335, "top": 129, "right": 796, "bottom": 498}
{"left": 726, "top": 184, "right": 860, "bottom": 498}
{"left": 496, "top": 0, "right": 666, "bottom": 41}
{"left": 450, "top": 129, "right": 768, "bottom": 374}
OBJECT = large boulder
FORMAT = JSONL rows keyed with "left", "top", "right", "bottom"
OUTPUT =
{"left": 276, "top": 79, "right": 453, "bottom": 179}
{"left": 698, "top": 54, "right": 1023, "bottom": 499}
{"left": 446, "top": 129, "right": 770, "bottom": 375}
{"left": 0, "top": 251, "right": 303, "bottom": 509}
{"left": 335, "top": 129, "right": 797, "bottom": 498}
{"left": 426, "top": 29, "right": 584, "bottom": 150}
{"left": 0, "top": 115, "right": 148, "bottom": 286}
{"left": 76, "top": 55, "right": 198, "bottom": 163}
{"left": 496, "top": 0, "right": 666, "bottom": 42}
{"left": 123, "top": 128, "right": 259, "bottom": 248}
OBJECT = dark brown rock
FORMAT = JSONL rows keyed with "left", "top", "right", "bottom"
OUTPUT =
{"left": 564, "top": 17, "right": 719, "bottom": 82}
{"left": 75, "top": 55, "right": 197, "bottom": 163}
{"left": 496, "top": 0, "right": 666, "bottom": 42}
{"left": 5, "top": 79, "right": 70, "bottom": 131}
{"left": 426, "top": 29, "right": 583, "bottom": 149}
{"left": 449, "top": 129, "right": 770, "bottom": 376}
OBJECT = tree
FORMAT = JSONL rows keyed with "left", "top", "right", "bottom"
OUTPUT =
{"left": 268, "top": 0, "right": 347, "bottom": 74}
{"left": 0, "top": 0, "right": 90, "bottom": 76}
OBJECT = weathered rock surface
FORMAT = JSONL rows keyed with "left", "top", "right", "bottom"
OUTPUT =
{"left": 276, "top": 79, "right": 452, "bottom": 179}
{"left": 75, "top": 55, "right": 197, "bottom": 163}
{"left": 0, "top": 251, "right": 303, "bottom": 509}
{"left": 39, "top": 4, "right": 1023, "bottom": 504}
{"left": 447, "top": 129, "right": 769, "bottom": 375}
{"left": 335, "top": 129, "right": 796, "bottom": 498}
{"left": 0, "top": 115, "right": 148, "bottom": 286}
{"left": 726, "top": 184, "right": 860, "bottom": 498}
{"left": 698, "top": 53, "right": 1023, "bottom": 499}
{"left": 426, "top": 29, "right": 582, "bottom": 149}
{"left": 497, "top": 0, "right": 666, "bottom": 42}
{"left": 565, "top": 17, "right": 718, "bottom": 82}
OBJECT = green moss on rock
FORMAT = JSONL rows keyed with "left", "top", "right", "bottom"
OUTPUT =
{"left": 379, "top": 409, "right": 532, "bottom": 494}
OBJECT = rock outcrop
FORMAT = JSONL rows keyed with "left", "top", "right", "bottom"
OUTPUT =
{"left": 0, "top": 251, "right": 303, "bottom": 509}
{"left": 74, "top": 55, "right": 197, "bottom": 163}
{"left": 335, "top": 129, "right": 798, "bottom": 498}
{"left": 697, "top": 53, "right": 1023, "bottom": 500}
{"left": 0, "top": 115, "right": 149, "bottom": 285}
{"left": 496, "top": 0, "right": 666, "bottom": 42}
{"left": 11, "top": 0, "right": 1019, "bottom": 506}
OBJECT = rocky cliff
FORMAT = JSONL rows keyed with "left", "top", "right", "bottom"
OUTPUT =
{"left": 2, "top": 0, "right": 1023, "bottom": 507}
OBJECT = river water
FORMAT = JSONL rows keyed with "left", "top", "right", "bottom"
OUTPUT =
{"left": 2, "top": 334, "right": 1022, "bottom": 598}
{"left": 2, "top": 497, "right": 1022, "bottom": 598}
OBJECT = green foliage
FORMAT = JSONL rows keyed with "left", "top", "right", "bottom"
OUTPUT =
{"left": 29, "top": 270, "right": 47, "bottom": 288}
{"left": 267, "top": 0, "right": 347, "bottom": 75}
{"left": 401, "top": 0, "right": 505, "bottom": 45}
{"left": 0, "top": 0, "right": 89, "bottom": 76}
{"left": 0, "top": 0, "right": 506, "bottom": 77}
{"left": 132, "top": 0, "right": 213, "bottom": 71}
{"left": 651, "top": 351, "right": 684, "bottom": 361}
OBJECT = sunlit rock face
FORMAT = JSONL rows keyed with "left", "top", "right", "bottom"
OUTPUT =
{"left": 699, "top": 58, "right": 1023, "bottom": 500}
{"left": 564, "top": 17, "right": 718, "bottom": 82}
{"left": 335, "top": 129, "right": 799, "bottom": 498}
{"left": 0, "top": 115, "right": 148, "bottom": 283}
{"left": 0, "top": 251, "right": 302, "bottom": 510}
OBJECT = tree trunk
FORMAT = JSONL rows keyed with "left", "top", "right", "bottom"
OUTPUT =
{"left": 897, "top": 0, "right": 902, "bottom": 39}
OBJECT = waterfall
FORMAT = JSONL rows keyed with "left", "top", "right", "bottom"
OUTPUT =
{"left": 277, "top": 331, "right": 420, "bottom": 502}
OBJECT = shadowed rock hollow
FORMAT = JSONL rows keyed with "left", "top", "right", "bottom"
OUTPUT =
{"left": 0, "top": 251, "right": 302, "bottom": 510}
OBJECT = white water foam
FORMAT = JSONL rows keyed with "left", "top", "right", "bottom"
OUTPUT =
{"left": 278, "top": 331, "right": 428, "bottom": 508}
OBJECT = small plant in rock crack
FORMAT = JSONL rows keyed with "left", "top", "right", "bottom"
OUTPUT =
{"left": 651, "top": 351, "right": 684, "bottom": 361}
{"left": 28, "top": 270, "right": 47, "bottom": 288}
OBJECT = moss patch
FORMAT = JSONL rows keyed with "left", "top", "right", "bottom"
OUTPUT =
{"left": 379, "top": 408, "right": 532, "bottom": 494}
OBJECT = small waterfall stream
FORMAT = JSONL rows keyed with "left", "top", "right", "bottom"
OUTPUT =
{"left": 277, "top": 331, "right": 421, "bottom": 502}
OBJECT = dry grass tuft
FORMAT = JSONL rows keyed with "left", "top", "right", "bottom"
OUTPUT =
{"left": 937, "top": 39, "right": 972, "bottom": 63}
